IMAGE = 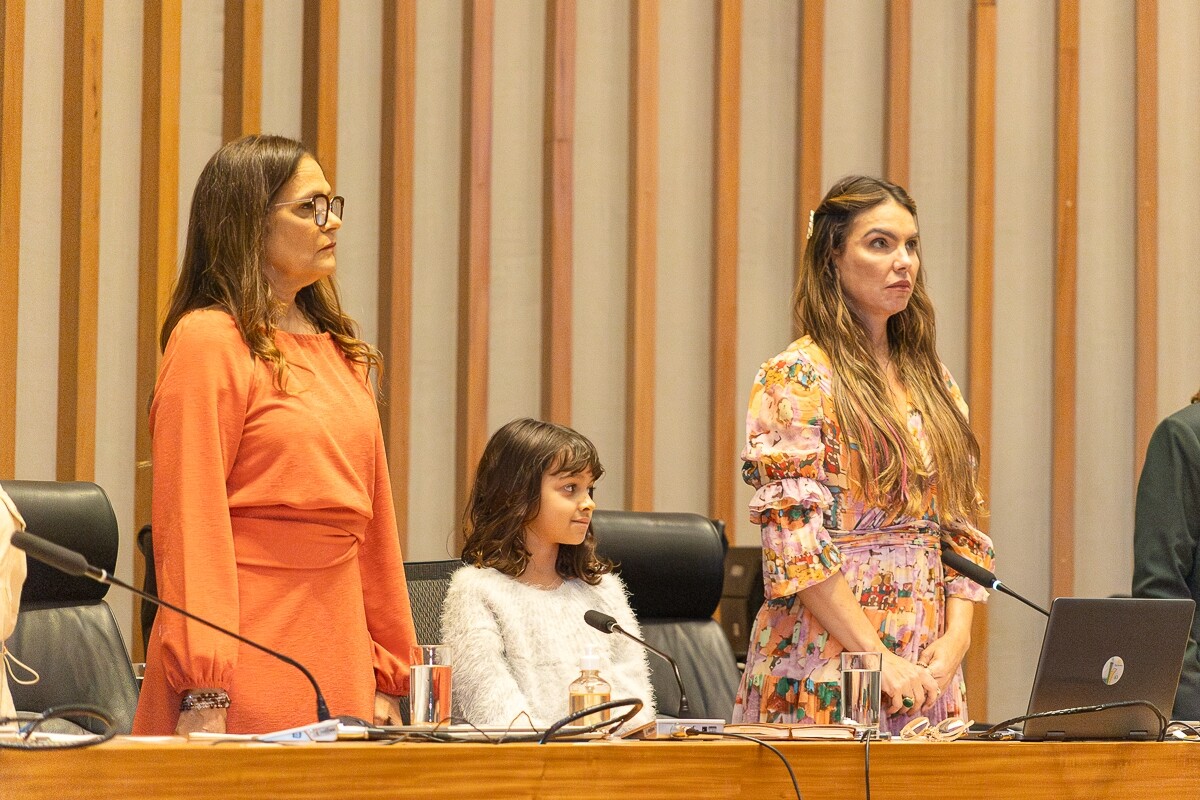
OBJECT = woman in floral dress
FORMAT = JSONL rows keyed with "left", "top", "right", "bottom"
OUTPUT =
{"left": 732, "top": 176, "right": 995, "bottom": 735}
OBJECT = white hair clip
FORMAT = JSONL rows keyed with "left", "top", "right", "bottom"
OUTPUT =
{"left": 806, "top": 209, "right": 815, "bottom": 241}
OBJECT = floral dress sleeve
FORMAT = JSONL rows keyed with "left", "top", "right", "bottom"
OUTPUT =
{"left": 742, "top": 344, "right": 842, "bottom": 600}
{"left": 937, "top": 365, "right": 995, "bottom": 602}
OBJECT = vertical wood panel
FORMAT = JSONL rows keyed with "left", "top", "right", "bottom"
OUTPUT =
{"left": 135, "top": 0, "right": 182, "bottom": 660}
{"left": 710, "top": 0, "right": 740, "bottom": 528}
{"left": 795, "top": 0, "right": 823, "bottom": 288}
{"left": 302, "top": 0, "right": 338, "bottom": 185}
{"left": 884, "top": 0, "right": 911, "bottom": 187}
{"left": 1133, "top": 0, "right": 1157, "bottom": 481}
{"left": 0, "top": 0, "right": 24, "bottom": 479}
{"left": 456, "top": 0, "right": 493, "bottom": 524}
{"left": 967, "top": 0, "right": 996, "bottom": 722}
{"left": 1052, "top": 0, "right": 1079, "bottom": 599}
{"left": 223, "top": 0, "right": 262, "bottom": 141}
{"left": 58, "top": 0, "right": 102, "bottom": 482}
{"left": 542, "top": 0, "right": 574, "bottom": 426}
{"left": 626, "top": 0, "right": 658, "bottom": 511}
{"left": 379, "top": 0, "right": 416, "bottom": 552}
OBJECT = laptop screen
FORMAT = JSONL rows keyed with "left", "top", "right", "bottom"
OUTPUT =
{"left": 1022, "top": 597, "right": 1195, "bottom": 740}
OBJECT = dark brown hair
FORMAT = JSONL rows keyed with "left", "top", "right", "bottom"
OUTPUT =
{"left": 460, "top": 418, "right": 611, "bottom": 585}
{"left": 794, "top": 174, "right": 983, "bottom": 524}
{"left": 160, "top": 134, "right": 380, "bottom": 388}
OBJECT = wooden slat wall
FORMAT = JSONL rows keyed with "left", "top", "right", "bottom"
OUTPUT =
{"left": 456, "top": 0, "right": 494, "bottom": 522}
{"left": 1052, "top": 0, "right": 1080, "bottom": 600}
{"left": 884, "top": 0, "right": 911, "bottom": 187}
{"left": 57, "top": 0, "right": 102, "bottom": 483}
{"left": 133, "top": 0, "right": 182, "bottom": 661}
{"left": 379, "top": 0, "right": 417, "bottom": 552}
{"left": 1133, "top": 0, "right": 1157, "bottom": 482}
{"left": 223, "top": 0, "right": 262, "bottom": 142}
{"left": 302, "top": 0, "right": 339, "bottom": 186}
{"left": 541, "top": 0, "right": 575, "bottom": 426}
{"left": 709, "top": 0, "right": 740, "bottom": 528}
{"left": 966, "top": 0, "right": 997, "bottom": 721}
{"left": 0, "top": 0, "right": 23, "bottom": 480}
{"left": 626, "top": 0, "right": 658, "bottom": 511}
{"left": 795, "top": 0, "right": 823, "bottom": 289}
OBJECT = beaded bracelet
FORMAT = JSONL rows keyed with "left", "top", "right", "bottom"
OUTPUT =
{"left": 180, "top": 690, "right": 231, "bottom": 712}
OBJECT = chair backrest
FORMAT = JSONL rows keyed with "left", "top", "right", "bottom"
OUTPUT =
{"left": 590, "top": 509, "right": 741, "bottom": 721}
{"left": 404, "top": 559, "right": 463, "bottom": 645}
{"left": 0, "top": 480, "right": 139, "bottom": 734}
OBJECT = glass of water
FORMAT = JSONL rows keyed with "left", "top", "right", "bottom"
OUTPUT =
{"left": 410, "top": 644, "right": 452, "bottom": 726}
{"left": 840, "top": 651, "right": 882, "bottom": 731}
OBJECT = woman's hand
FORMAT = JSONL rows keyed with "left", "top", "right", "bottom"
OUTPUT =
{"left": 916, "top": 627, "right": 970, "bottom": 696}
{"left": 174, "top": 707, "right": 227, "bottom": 735}
{"left": 916, "top": 597, "right": 975, "bottom": 696}
{"left": 880, "top": 649, "right": 941, "bottom": 715}
{"left": 374, "top": 690, "right": 402, "bottom": 726}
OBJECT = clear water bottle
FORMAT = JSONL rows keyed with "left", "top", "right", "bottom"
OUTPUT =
{"left": 568, "top": 647, "right": 611, "bottom": 725}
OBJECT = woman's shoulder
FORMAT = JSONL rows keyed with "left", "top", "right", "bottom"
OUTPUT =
{"left": 166, "top": 308, "right": 245, "bottom": 352}
{"left": 760, "top": 335, "right": 831, "bottom": 375}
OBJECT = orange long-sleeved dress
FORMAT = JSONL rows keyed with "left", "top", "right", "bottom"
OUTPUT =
{"left": 133, "top": 309, "right": 417, "bottom": 734}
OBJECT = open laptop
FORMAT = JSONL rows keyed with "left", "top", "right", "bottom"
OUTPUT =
{"left": 1021, "top": 597, "right": 1195, "bottom": 740}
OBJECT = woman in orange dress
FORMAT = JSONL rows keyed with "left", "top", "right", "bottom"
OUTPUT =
{"left": 133, "top": 135, "right": 417, "bottom": 735}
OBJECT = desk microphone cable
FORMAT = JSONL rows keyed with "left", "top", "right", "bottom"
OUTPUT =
{"left": 0, "top": 705, "right": 117, "bottom": 750}
{"left": 679, "top": 728, "right": 803, "bottom": 800}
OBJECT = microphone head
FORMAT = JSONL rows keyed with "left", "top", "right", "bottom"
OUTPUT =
{"left": 940, "top": 546, "right": 998, "bottom": 587}
{"left": 11, "top": 530, "right": 92, "bottom": 578}
{"left": 584, "top": 609, "right": 618, "bottom": 633}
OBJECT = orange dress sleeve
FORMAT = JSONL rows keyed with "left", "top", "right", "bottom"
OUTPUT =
{"left": 358, "top": 424, "right": 419, "bottom": 696}
{"left": 149, "top": 311, "right": 254, "bottom": 692}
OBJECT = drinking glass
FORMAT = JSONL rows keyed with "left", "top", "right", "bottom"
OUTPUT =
{"left": 410, "top": 644, "right": 452, "bottom": 726}
{"left": 840, "top": 651, "right": 882, "bottom": 731}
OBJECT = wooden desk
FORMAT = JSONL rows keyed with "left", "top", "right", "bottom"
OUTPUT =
{"left": 2, "top": 737, "right": 1199, "bottom": 799}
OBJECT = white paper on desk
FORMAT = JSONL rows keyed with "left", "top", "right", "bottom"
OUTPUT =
{"left": 188, "top": 719, "right": 339, "bottom": 744}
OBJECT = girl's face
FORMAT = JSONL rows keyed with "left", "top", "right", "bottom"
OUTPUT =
{"left": 525, "top": 468, "right": 597, "bottom": 555}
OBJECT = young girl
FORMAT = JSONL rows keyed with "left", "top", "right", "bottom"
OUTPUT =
{"left": 440, "top": 418, "right": 656, "bottom": 728}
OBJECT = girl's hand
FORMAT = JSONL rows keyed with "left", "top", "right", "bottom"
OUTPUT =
{"left": 374, "top": 690, "right": 402, "bottom": 726}
{"left": 174, "top": 706, "right": 227, "bottom": 735}
{"left": 916, "top": 627, "right": 971, "bottom": 696}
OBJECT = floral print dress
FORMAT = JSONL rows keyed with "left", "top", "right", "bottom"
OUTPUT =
{"left": 731, "top": 336, "right": 995, "bottom": 734}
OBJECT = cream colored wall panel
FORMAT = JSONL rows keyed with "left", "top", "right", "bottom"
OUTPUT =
{"left": 177, "top": 2, "right": 223, "bottom": 262}
{"left": 654, "top": 0, "right": 714, "bottom": 515}
{"left": 15, "top": 0, "right": 65, "bottom": 481}
{"left": 95, "top": 0, "right": 144, "bottom": 651}
{"left": 573, "top": 0, "right": 630, "bottom": 510}
{"left": 261, "top": 0, "right": 304, "bottom": 140}
{"left": 335, "top": 0, "right": 383, "bottom": 347}
{"left": 408, "top": 0, "right": 463, "bottom": 559}
{"left": 1156, "top": 0, "right": 1200, "bottom": 419}
{"left": 488, "top": 0, "right": 545, "bottom": 433}
{"left": 821, "top": 0, "right": 884, "bottom": 184}
{"left": 733, "top": 0, "right": 798, "bottom": 547}
{"left": 909, "top": 0, "right": 969, "bottom": 385}
{"left": 990, "top": 0, "right": 1056, "bottom": 725}
{"left": 1074, "top": 2, "right": 1135, "bottom": 600}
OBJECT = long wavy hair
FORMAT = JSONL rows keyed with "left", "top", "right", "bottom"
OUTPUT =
{"left": 460, "top": 418, "right": 612, "bottom": 585}
{"left": 160, "top": 134, "right": 380, "bottom": 388}
{"left": 794, "top": 175, "right": 983, "bottom": 524}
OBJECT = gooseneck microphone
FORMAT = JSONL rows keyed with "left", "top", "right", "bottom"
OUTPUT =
{"left": 584, "top": 609, "right": 691, "bottom": 717}
{"left": 11, "top": 530, "right": 332, "bottom": 722}
{"left": 941, "top": 546, "right": 1050, "bottom": 618}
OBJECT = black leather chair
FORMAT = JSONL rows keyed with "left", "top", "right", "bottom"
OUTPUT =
{"left": 404, "top": 559, "right": 462, "bottom": 645}
{"left": 1, "top": 480, "right": 139, "bottom": 734}
{"left": 591, "top": 509, "right": 741, "bottom": 721}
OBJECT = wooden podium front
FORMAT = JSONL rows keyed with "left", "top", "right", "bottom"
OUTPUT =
{"left": 2, "top": 737, "right": 1198, "bottom": 799}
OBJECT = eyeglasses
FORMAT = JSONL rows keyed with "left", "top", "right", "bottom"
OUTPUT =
{"left": 271, "top": 193, "right": 345, "bottom": 228}
{"left": 898, "top": 716, "right": 973, "bottom": 742}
